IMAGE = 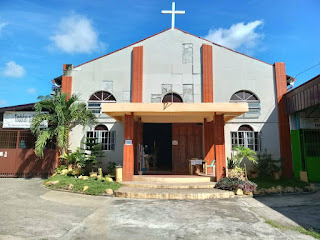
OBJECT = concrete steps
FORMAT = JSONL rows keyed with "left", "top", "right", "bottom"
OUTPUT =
{"left": 114, "top": 175, "right": 232, "bottom": 200}
{"left": 132, "top": 175, "right": 214, "bottom": 183}
{"left": 114, "top": 187, "right": 235, "bottom": 200}
{"left": 121, "top": 181, "right": 216, "bottom": 189}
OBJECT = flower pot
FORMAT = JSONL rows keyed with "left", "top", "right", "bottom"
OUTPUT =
{"left": 273, "top": 171, "right": 281, "bottom": 180}
{"left": 115, "top": 166, "right": 123, "bottom": 182}
{"left": 67, "top": 164, "right": 73, "bottom": 171}
{"left": 138, "top": 171, "right": 143, "bottom": 175}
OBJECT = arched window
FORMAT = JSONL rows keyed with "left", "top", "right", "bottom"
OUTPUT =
{"left": 238, "top": 125, "right": 253, "bottom": 131}
{"left": 230, "top": 90, "right": 260, "bottom": 119}
{"left": 88, "top": 91, "right": 116, "bottom": 114}
{"left": 162, "top": 92, "right": 183, "bottom": 103}
{"left": 231, "top": 124, "right": 260, "bottom": 151}
{"left": 86, "top": 124, "right": 116, "bottom": 151}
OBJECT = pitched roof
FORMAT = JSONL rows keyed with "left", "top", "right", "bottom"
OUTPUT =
{"left": 75, "top": 28, "right": 272, "bottom": 68}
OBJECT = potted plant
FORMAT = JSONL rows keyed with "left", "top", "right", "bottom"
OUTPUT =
{"left": 272, "top": 160, "right": 283, "bottom": 180}
{"left": 227, "top": 157, "right": 235, "bottom": 176}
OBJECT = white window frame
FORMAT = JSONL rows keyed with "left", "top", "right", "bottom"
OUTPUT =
{"left": 231, "top": 131, "right": 260, "bottom": 151}
{"left": 230, "top": 90, "right": 261, "bottom": 119}
{"left": 86, "top": 130, "right": 116, "bottom": 151}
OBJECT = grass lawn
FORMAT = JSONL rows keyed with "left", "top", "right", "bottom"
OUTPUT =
{"left": 250, "top": 177, "right": 310, "bottom": 189}
{"left": 45, "top": 175, "right": 121, "bottom": 195}
{"left": 265, "top": 219, "right": 320, "bottom": 239}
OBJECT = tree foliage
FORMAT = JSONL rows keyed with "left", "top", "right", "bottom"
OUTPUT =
{"left": 31, "top": 92, "right": 97, "bottom": 157}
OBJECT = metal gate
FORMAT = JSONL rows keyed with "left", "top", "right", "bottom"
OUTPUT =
{"left": 0, "top": 130, "right": 57, "bottom": 177}
{"left": 302, "top": 129, "right": 320, "bottom": 182}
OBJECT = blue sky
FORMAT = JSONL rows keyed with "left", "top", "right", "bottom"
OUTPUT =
{"left": 0, "top": 0, "right": 319, "bottom": 107}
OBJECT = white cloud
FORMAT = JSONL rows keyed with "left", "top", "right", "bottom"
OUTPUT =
{"left": 204, "top": 20, "right": 264, "bottom": 53}
{"left": 3, "top": 61, "right": 26, "bottom": 78}
{"left": 50, "top": 14, "right": 105, "bottom": 54}
{"left": 0, "top": 22, "right": 8, "bottom": 34}
{"left": 27, "top": 88, "right": 36, "bottom": 94}
{"left": 0, "top": 99, "right": 7, "bottom": 106}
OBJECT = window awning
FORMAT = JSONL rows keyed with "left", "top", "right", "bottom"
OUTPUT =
{"left": 101, "top": 102, "right": 248, "bottom": 123}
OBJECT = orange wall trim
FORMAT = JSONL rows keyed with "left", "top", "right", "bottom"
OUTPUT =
{"left": 202, "top": 44, "right": 213, "bottom": 103}
{"left": 275, "top": 62, "right": 293, "bottom": 177}
{"left": 204, "top": 118, "right": 215, "bottom": 174}
{"left": 123, "top": 114, "right": 135, "bottom": 181}
{"left": 131, "top": 46, "right": 143, "bottom": 103}
{"left": 214, "top": 114, "right": 226, "bottom": 181}
{"left": 61, "top": 76, "right": 72, "bottom": 99}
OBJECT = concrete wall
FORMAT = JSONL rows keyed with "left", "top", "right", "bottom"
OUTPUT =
{"left": 212, "top": 45, "right": 280, "bottom": 159}
{"left": 68, "top": 28, "right": 280, "bottom": 168}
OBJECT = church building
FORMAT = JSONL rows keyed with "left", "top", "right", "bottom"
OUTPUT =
{"left": 57, "top": 17, "right": 294, "bottom": 181}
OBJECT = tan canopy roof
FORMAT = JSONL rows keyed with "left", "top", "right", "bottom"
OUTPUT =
{"left": 102, "top": 102, "right": 248, "bottom": 123}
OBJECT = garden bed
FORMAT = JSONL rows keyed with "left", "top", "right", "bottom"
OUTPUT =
{"left": 44, "top": 175, "right": 121, "bottom": 195}
{"left": 251, "top": 177, "right": 310, "bottom": 189}
{"left": 250, "top": 177, "right": 316, "bottom": 195}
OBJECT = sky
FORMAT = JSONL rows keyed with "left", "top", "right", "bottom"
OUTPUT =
{"left": 0, "top": 0, "right": 319, "bottom": 107}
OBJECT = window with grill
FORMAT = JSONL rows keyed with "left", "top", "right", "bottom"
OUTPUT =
{"left": 0, "top": 131, "right": 18, "bottom": 149}
{"left": 86, "top": 125, "right": 116, "bottom": 151}
{"left": 230, "top": 90, "right": 261, "bottom": 119}
{"left": 231, "top": 125, "right": 260, "bottom": 151}
{"left": 88, "top": 91, "right": 116, "bottom": 114}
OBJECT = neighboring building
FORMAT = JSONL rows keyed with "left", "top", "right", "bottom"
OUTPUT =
{"left": 0, "top": 103, "right": 56, "bottom": 177}
{"left": 54, "top": 28, "right": 294, "bottom": 181}
{"left": 286, "top": 74, "right": 320, "bottom": 182}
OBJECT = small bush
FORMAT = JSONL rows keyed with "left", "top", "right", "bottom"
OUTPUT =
{"left": 215, "top": 177, "right": 257, "bottom": 193}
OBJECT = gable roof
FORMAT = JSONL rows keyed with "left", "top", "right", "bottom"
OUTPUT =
{"left": 74, "top": 28, "right": 272, "bottom": 68}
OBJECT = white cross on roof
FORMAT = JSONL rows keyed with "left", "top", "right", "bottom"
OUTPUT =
{"left": 161, "top": 2, "right": 185, "bottom": 30}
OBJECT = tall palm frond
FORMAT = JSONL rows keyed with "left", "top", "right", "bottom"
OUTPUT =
{"left": 31, "top": 92, "right": 97, "bottom": 157}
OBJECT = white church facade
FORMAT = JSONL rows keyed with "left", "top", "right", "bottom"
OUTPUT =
{"left": 58, "top": 27, "right": 293, "bottom": 181}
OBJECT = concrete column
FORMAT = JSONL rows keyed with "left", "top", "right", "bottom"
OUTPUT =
{"left": 214, "top": 114, "right": 226, "bottom": 181}
{"left": 131, "top": 46, "right": 143, "bottom": 103}
{"left": 61, "top": 64, "right": 73, "bottom": 99}
{"left": 123, "top": 114, "right": 135, "bottom": 181}
{"left": 202, "top": 44, "right": 213, "bottom": 103}
{"left": 204, "top": 118, "right": 215, "bottom": 174}
{"left": 274, "top": 62, "right": 293, "bottom": 177}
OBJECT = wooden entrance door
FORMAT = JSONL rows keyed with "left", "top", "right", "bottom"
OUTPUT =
{"left": 172, "top": 123, "right": 203, "bottom": 173}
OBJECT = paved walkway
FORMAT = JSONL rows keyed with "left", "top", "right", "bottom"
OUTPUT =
{"left": 0, "top": 178, "right": 319, "bottom": 240}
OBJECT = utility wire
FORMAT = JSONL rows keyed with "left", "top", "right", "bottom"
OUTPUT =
{"left": 295, "top": 62, "right": 320, "bottom": 78}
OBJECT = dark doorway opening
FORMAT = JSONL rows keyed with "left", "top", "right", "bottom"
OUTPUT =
{"left": 143, "top": 123, "right": 172, "bottom": 172}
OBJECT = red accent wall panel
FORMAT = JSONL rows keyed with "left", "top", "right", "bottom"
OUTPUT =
{"left": 204, "top": 118, "right": 215, "bottom": 174}
{"left": 131, "top": 46, "right": 143, "bottom": 103}
{"left": 202, "top": 44, "right": 213, "bottom": 103}
{"left": 275, "top": 62, "right": 293, "bottom": 177}
{"left": 61, "top": 76, "right": 72, "bottom": 99}
{"left": 123, "top": 114, "right": 135, "bottom": 181}
{"left": 214, "top": 114, "right": 226, "bottom": 181}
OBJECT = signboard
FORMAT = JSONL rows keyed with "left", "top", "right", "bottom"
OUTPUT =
{"left": 3, "top": 111, "right": 48, "bottom": 129}
{"left": 300, "top": 117, "right": 320, "bottom": 129}
{"left": 172, "top": 140, "right": 178, "bottom": 145}
{"left": 125, "top": 140, "right": 132, "bottom": 145}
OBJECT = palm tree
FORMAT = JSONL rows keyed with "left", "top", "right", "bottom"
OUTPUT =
{"left": 232, "top": 146, "right": 257, "bottom": 167}
{"left": 31, "top": 92, "right": 97, "bottom": 157}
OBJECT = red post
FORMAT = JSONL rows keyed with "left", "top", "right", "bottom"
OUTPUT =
{"left": 214, "top": 114, "right": 226, "bottom": 181}
{"left": 123, "top": 114, "right": 135, "bottom": 181}
{"left": 274, "top": 62, "right": 293, "bottom": 177}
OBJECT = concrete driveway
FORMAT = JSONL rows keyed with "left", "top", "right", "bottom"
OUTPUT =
{"left": 0, "top": 179, "right": 319, "bottom": 240}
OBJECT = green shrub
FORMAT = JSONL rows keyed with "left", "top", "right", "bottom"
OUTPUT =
{"left": 256, "top": 150, "right": 282, "bottom": 177}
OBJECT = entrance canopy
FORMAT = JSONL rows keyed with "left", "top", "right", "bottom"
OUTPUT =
{"left": 102, "top": 103, "right": 248, "bottom": 123}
